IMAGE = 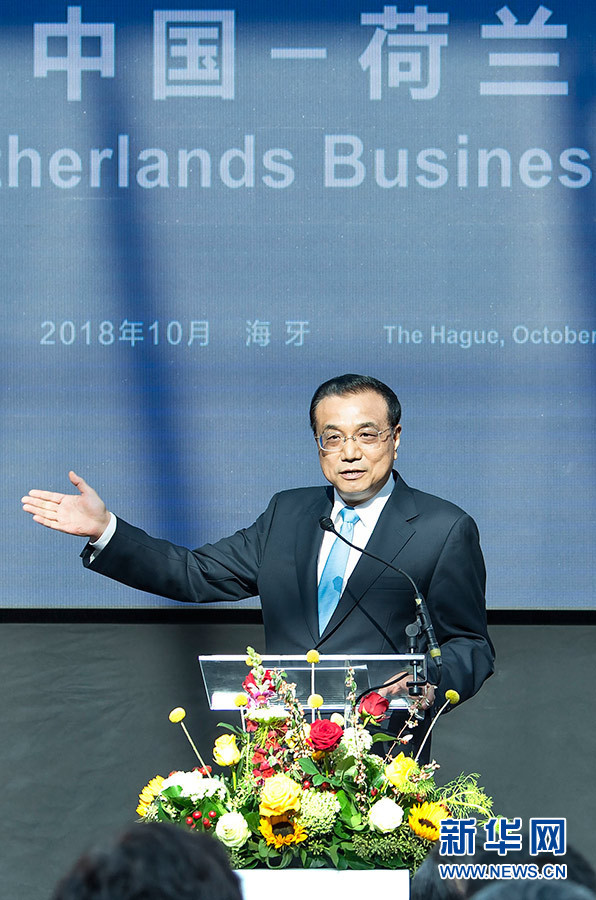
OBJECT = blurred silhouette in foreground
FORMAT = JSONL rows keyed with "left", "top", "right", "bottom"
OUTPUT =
{"left": 411, "top": 838, "right": 596, "bottom": 900}
{"left": 50, "top": 823, "right": 243, "bottom": 900}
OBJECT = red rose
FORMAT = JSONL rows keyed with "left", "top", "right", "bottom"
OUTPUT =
{"left": 358, "top": 691, "right": 389, "bottom": 723}
{"left": 309, "top": 719, "right": 343, "bottom": 752}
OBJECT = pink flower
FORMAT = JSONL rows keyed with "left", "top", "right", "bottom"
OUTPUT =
{"left": 242, "top": 671, "right": 275, "bottom": 707}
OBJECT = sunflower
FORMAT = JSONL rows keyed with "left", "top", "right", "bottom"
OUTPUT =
{"left": 136, "top": 775, "right": 165, "bottom": 817}
{"left": 408, "top": 801, "right": 449, "bottom": 842}
{"left": 260, "top": 814, "right": 307, "bottom": 848}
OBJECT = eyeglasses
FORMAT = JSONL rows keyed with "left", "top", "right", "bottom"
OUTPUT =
{"left": 316, "top": 426, "right": 394, "bottom": 453}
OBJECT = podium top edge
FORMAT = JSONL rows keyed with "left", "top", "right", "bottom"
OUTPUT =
{"left": 198, "top": 654, "right": 426, "bottom": 662}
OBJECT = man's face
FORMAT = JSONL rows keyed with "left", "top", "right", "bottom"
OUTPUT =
{"left": 314, "top": 390, "right": 401, "bottom": 506}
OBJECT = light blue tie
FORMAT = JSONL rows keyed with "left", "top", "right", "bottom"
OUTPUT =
{"left": 318, "top": 507, "right": 360, "bottom": 635}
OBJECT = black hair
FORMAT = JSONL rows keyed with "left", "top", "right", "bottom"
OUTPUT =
{"left": 309, "top": 374, "right": 402, "bottom": 434}
{"left": 470, "top": 882, "right": 595, "bottom": 900}
{"left": 413, "top": 840, "right": 596, "bottom": 900}
{"left": 50, "top": 824, "right": 243, "bottom": 900}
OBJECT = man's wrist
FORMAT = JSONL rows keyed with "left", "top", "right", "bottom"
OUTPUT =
{"left": 89, "top": 512, "right": 116, "bottom": 549}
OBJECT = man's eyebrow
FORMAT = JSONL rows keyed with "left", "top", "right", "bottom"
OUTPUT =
{"left": 321, "top": 420, "right": 382, "bottom": 432}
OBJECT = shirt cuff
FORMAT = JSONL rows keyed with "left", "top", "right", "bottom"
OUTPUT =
{"left": 89, "top": 512, "right": 117, "bottom": 555}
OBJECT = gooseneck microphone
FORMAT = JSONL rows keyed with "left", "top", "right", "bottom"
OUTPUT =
{"left": 318, "top": 515, "right": 442, "bottom": 669}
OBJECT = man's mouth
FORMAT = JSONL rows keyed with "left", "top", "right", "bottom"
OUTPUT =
{"left": 339, "top": 469, "right": 366, "bottom": 480}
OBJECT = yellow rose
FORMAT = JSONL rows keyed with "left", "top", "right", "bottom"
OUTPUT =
{"left": 384, "top": 752, "right": 419, "bottom": 789}
{"left": 213, "top": 734, "right": 241, "bottom": 767}
{"left": 259, "top": 774, "right": 302, "bottom": 817}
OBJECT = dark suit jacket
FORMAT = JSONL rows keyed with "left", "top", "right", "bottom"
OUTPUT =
{"left": 83, "top": 473, "right": 494, "bottom": 707}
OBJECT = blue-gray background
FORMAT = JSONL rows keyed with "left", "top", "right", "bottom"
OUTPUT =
{"left": 3, "top": 0, "right": 595, "bottom": 609}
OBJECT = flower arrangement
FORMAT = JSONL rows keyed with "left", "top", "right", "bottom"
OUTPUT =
{"left": 137, "top": 648, "right": 492, "bottom": 873}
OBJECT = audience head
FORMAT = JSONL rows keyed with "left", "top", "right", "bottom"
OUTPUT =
{"left": 411, "top": 838, "right": 596, "bottom": 900}
{"left": 472, "top": 881, "right": 595, "bottom": 900}
{"left": 50, "top": 823, "right": 242, "bottom": 900}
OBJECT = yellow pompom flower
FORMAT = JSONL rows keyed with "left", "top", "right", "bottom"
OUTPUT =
{"left": 408, "top": 801, "right": 450, "bottom": 842}
{"left": 213, "top": 733, "right": 241, "bottom": 766}
{"left": 445, "top": 689, "right": 460, "bottom": 705}
{"left": 259, "top": 773, "right": 302, "bottom": 817}
{"left": 384, "top": 752, "right": 419, "bottom": 790}
{"left": 308, "top": 693, "right": 324, "bottom": 709}
{"left": 306, "top": 650, "right": 320, "bottom": 664}
{"left": 234, "top": 693, "right": 248, "bottom": 707}
{"left": 136, "top": 775, "right": 164, "bottom": 817}
{"left": 168, "top": 707, "right": 186, "bottom": 723}
{"left": 260, "top": 815, "right": 307, "bottom": 848}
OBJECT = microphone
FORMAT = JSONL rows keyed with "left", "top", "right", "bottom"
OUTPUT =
{"left": 318, "top": 515, "right": 442, "bottom": 670}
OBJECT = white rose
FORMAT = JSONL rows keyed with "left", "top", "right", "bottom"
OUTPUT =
{"left": 160, "top": 771, "right": 204, "bottom": 794}
{"left": 160, "top": 771, "right": 225, "bottom": 801}
{"left": 215, "top": 812, "right": 251, "bottom": 848}
{"left": 368, "top": 797, "right": 404, "bottom": 833}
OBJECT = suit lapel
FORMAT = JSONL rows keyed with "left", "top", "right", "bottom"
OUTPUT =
{"left": 322, "top": 474, "right": 418, "bottom": 635}
{"left": 295, "top": 485, "right": 334, "bottom": 646}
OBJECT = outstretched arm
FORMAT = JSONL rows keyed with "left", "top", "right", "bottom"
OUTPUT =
{"left": 21, "top": 470, "right": 111, "bottom": 543}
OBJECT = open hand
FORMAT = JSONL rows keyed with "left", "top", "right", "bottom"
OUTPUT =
{"left": 21, "top": 471, "right": 111, "bottom": 542}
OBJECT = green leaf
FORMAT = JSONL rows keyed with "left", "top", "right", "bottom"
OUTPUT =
{"left": 216, "top": 722, "right": 245, "bottom": 737}
{"left": 344, "top": 855, "right": 375, "bottom": 870}
{"left": 371, "top": 731, "right": 397, "bottom": 743}
{"left": 245, "top": 811, "right": 260, "bottom": 832}
{"left": 335, "top": 789, "right": 356, "bottom": 818}
{"left": 265, "top": 851, "right": 292, "bottom": 869}
{"left": 161, "top": 785, "right": 182, "bottom": 799}
{"left": 333, "top": 755, "right": 356, "bottom": 773}
{"left": 297, "top": 757, "right": 319, "bottom": 775}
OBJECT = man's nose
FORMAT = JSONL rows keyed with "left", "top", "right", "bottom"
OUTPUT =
{"left": 341, "top": 436, "right": 363, "bottom": 460}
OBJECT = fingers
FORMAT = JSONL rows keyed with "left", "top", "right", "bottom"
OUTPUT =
{"left": 22, "top": 499, "right": 61, "bottom": 522}
{"left": 22, "top": 500, "right": 59, "bottom": 521}
{"left": 69, "top": 470, "right": 87, "bottom": 492}
{"left": 32, "top": 512, "right": 61, "bottom": 529}
{"left": 420, "top": 686, "right": 435, "bottom": 709}
{"left": 22, "top": 489, "right": 65, "bottom": 504}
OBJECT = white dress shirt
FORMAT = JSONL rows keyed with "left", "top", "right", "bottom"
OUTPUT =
{"left": 316, "top": 476, "right": 394, "bottom": 592}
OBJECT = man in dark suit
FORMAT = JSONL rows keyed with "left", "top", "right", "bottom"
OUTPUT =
{"left": 22, "top": 374, "right": 493, "bottom": 720}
